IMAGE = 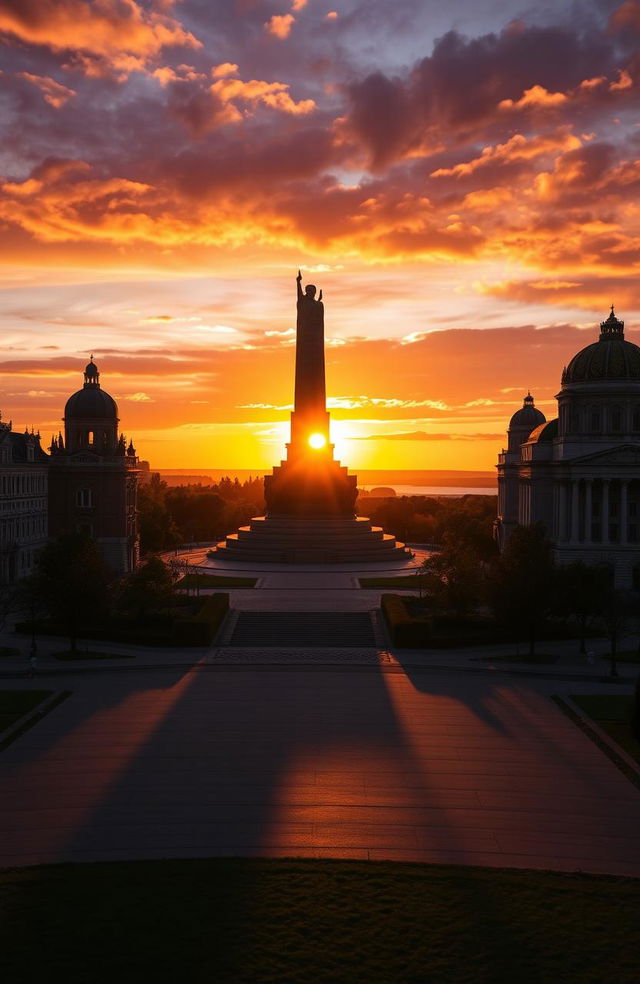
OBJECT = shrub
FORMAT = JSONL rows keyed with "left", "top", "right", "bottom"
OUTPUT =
{"left": 172, "top": 593, "right": 230, "bottom": 646}
{"left": 382, "top": 594, "right": 432, "bottom": 647}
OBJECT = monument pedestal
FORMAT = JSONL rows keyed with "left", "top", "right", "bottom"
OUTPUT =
{"left": 216, "top": 514, "right": 410, "bottom": 564}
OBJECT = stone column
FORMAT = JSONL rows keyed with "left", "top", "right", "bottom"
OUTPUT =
{"left": 558, "top": 482, "right": 567, "bottom": 542}
{"left": 620, "top": 480, "right": 628, "bottom": 544}
{"left": 602, "top": 479, "right": 610, "bottom": 544}
{"left": 571, "top": 481, "right": 580, "bottom": 543}
{"left": 584, "top": 480, "right": 592, "bottom": 545}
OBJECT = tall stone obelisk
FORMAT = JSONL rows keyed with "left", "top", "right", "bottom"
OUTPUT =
{"left": 215, "top": 273, "right": 411, "bottom": 562}
{"left": 264, "top": 271, "right": 357, "bottom": 515}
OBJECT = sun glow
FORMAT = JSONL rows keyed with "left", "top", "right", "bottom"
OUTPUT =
{"left": 308, "top": 432, "right": 326, "bottom": 449}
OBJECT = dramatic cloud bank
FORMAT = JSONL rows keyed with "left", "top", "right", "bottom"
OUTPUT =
{"left": 1, "top": 0, "right": 639, "bottom": 467}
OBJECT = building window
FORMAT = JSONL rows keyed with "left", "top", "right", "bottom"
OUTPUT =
{"left": 590, "top": 407, "right": 601, "bottom": 432}
{"left": 610, "top": 407, "right": 623, "bottom": 433}
{"left": 76, "top": 488, "right": 93, "bottom": 508}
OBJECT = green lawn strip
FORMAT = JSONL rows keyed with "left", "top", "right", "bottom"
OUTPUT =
{"left": 569, "top": 694, "right": 640, "bottom": 766}
{"left": 53, "top": 651, "right": 134, "bottom": 661}
{"left": 0, "top": 690, "right": 53, "bottom": 730}
{"left": 0, "top": 690, "right": 71, "bottom": 752}
{"left": 179, "top": 573, "right": 257, "bottom": 588}
{"left": 359, "top": 575, "right": 429, "bottom": 589}
{"left": 0, "top": 647, "right": 20, "bottom": 659}
{"left": 601, "top": 651, "right": 640, "bottom": 664}
{"left": 1, "top": 859, "right": 639, "bottom": 983}
{"left": 552, "top": 695, "right": 640, "bottom": 790}
{"left": 471, "top": 654, "right": 558, "bottom": 664}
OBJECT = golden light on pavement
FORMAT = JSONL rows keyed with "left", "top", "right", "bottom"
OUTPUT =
{"left": 308, "top": 433, "right": 326, "bottom": 449}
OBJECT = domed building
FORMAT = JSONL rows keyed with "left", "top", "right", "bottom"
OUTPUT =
{"left": 495, "top": 308, "right": 640, "bottom": 588}
{"left": 48, "top": 358, "right": 139, "bottom": 573}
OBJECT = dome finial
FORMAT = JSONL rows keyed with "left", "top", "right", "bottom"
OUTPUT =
{"left": 600, "top": 306, "right": 624, "bottom": 339}
{"left": 83, "top": 355, "right": 100, "bottom": 387}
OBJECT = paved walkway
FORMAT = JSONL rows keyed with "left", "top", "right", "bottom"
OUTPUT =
{"left": 1, "top": 550, "right": 639, "bottom": 875}
{"left": 1, "top": 664, "right": 639, "bottom": 875}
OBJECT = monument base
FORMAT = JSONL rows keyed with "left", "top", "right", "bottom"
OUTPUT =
{"left": 214, "top": 514, "right": 412, "bottom": 564}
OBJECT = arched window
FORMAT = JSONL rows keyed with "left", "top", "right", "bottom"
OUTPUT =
{"left": 590, "top": 406, "right": 601, "bottom": 432}
{"left": 87, "top": 430, "right": 94, "bottom": 445}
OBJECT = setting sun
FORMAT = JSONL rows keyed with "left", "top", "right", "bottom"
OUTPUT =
{"left": 308, "top": 433, "right": 326, "bottom": 450}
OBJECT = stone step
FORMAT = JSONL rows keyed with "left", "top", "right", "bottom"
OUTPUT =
{"left": 229, "top": 611, "right": 376, "bottom": 647}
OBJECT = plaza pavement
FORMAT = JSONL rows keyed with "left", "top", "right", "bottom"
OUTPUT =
{"left": 1, "top": 550, "right": 639, "bottom": 876}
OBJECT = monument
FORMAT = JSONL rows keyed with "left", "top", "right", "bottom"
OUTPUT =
{"left": 215, "top": 272, "right": 411, "bottom": 563}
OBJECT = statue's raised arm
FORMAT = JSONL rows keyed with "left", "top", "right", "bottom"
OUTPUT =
{"left": 296, "top": 269, "right": 303, "bottom": 302}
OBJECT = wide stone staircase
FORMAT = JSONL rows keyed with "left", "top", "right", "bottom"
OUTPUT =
{"left": 228, "top": 611, "right": 377, "bottom": 647}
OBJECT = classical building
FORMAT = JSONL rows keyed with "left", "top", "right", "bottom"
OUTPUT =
{"left": 495, "top": 308, "right": 640, "bottom": 588}
{"left": 48, "top": 358, "right": 139, "bottom": 573}
{"left": 0, "top": 418, "right": 48, "bottom": 584}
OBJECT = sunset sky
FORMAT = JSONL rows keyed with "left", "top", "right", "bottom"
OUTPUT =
{"left": 1, "top": 0, "right": 639, "bottom": 470}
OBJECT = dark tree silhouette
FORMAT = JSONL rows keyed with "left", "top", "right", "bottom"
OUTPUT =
{"left": 33, "top": 533, "right": 112, "bottom": 651}
{"left": 487, "top": 522, "right": 557, "bottom": 657}
{"left": 554, "top": 562, "right": 610, "bottom": 654}
{"left": 118, "top": 555, "right": 176, "bottom": 622}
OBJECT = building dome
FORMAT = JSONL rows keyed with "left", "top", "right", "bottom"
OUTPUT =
{"left": 508, "top": 393, "right": 546, "bottom": 431}
{"left": 527, "top": 419, "right": 558, "bottom": 444}
{"left": 562, "top": 308, "right": 640, "bottom": 384}
{"left": 64, "top": 358, "right": 118, "bottom": 420}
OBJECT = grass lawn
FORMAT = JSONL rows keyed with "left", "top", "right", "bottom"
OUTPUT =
{"left": 602, "top": 650, "right": 640, "bottom": 664}
{"left": 179, "top": 573, "right": 257, "bottom": 588}
{"left": 0, "top": 646, "right": 20, "bottom": 658}
{"left": 570, "top": 694, "right": 640, "bottom": 765}
{"left": 1, "top": 859, "right": 639, "bottom": 983}
{"left": 0, "top": 689, "right": 53, "bottom": 732}
{"left": 472, "top": 653, "right": 558, "bottom": 665}
{"left": 359, "top": 575, "right": 430, "bottom": 589}
{"left": 53, "top": 650, "right": 134, "bottom": 661}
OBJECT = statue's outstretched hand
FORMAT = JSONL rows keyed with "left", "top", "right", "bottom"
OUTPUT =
{"left": 318, "top": 289, "right": 323, "bottom": 301}
{"left": 296, "top": 269, "right": 302, "bottom": 282}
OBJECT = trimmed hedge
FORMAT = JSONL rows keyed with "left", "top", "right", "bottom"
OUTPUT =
{"left": 17, "top": 594, "right": 230, "bottom": 648}
{"left": 382, "top": 594, "right": 432, "bottom": 647}
{"left": 172, "top": 593, "right": 230, "bottom": 646}
{"left": 382, "top": 595, "right": 517, "bottom": 649}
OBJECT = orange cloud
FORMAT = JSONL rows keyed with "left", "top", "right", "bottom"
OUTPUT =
{"left": 212, "top": 62, "right": 239, "bottom": 79}
{"left": 499, "top": 84, "right": 567, "bottom": 111}
{"left": 211, "top": 77, "right": 315, "bottom": 115}
{"left": 265, "top": 14, "right": 295, "bottom": 39}
{"left": 15, "top": 72, "right": 76, "bottom": 107}
{"left": 0, "top": 0, "right": 200, "bottom": 78}
{"left": 431, "top": 130, "right": 582, "bottom": 179}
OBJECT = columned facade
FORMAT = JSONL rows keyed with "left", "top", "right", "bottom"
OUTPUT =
{"left": 495, "top": 309, "right": 640, "bottom": 588}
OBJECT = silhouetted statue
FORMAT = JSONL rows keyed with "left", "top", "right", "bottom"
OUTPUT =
{"left": 294, "top": 270, "right": 327, "bottom": 429}
{"left": 296, "top": 269, "right": 323, "bottom": 333}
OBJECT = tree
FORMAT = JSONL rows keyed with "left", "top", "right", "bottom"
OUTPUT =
{"left": 554, "top": 563, "right": 610, "bottom": 654}
{"left": 33, "top": 533, "right": 113, "bottom": 651}
{"left": 421, "top": 538, "right": 483, "bottom": 616}
{"left": 118, "top": 555, "right": 176, "bottom": 621}
{"left": 487, "top": 523, "right": 557, "bottom": 657}
{"left": 600, "top": 587, "right": 629, "bottom": 679}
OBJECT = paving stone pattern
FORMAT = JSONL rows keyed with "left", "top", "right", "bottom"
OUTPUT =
{"left": 1, "top": 667, "right": 640, "bottom": 875}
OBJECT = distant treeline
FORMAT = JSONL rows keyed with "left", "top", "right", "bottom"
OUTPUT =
{"left": 139, "top": 474, "right": 265, "bottom": 552}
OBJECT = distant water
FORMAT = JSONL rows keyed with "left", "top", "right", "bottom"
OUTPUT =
{"left": 360, "top": 485, "right": 496, "bottom": 497}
